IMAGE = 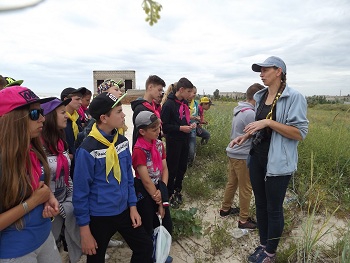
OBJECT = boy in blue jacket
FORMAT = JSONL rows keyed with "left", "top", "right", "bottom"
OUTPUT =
{"left": 73, "top": 92, "right": 152, "bottom": 263}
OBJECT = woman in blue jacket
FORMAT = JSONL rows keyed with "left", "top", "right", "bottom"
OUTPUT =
{"left": 232, "top": 56, "right": 308, "bottom": 263}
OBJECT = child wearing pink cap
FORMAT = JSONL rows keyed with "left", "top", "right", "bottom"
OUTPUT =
{"left": 0, "top": 86, "right": 61, "bottom": 262}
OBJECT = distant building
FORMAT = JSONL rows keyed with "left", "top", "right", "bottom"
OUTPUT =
{"left": 93, "top": 70, "right": 136, "bottom": 94}
{"left": 219, "top": 91, "right": 245, "bottom": 100}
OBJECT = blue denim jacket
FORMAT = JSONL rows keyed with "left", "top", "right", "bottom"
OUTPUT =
{"left": 253, "top": 85, "right": 309, "bottom": 176}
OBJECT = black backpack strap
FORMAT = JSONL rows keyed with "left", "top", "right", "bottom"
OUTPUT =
{"left": 234, "top": 107, "right": 253, "bottom": 117}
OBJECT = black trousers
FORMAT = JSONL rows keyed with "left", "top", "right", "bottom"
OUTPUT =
{"left": 249, "top": 145, "right": 291, "bottom": 254}
{"left": 165, "top": 136, "right": 189, "bottom": 197}
{"left": 136, "top": 194, "right": 173, "bottom": 237}
{"left": 87, "top": 209, "right": 153, "bottom": 263}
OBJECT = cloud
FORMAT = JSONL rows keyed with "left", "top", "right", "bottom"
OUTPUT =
{"left": 0, "top": 0, "right": 350, "bottom": 97}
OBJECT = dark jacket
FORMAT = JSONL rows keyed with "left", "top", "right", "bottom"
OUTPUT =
{"left": 131, "top": 98, "right": 153, "bottom": 148}
{"left": 161, "top": 93, "right": 190, "bottom": 139}
{"left": 64, "top": 118, "right": 83, "bottom": 179}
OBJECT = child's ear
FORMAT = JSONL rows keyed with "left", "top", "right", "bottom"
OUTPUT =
{"left": 100, "top": 114, "right": 107, "bottom": 123}
{"left": 139, "top": 128, "right": 146, "bottom": 136}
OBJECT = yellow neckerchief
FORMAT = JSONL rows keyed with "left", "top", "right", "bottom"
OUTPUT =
{"left": 66, "top": 110, "right": 79, "bottom": 140}
{"left": 118, "top": 127, "right": 124, "bottom": 135}
{"left": 88, "top": 123, "right": 121, "bottom": 183}
{"left": 189, "top": 99, "right": 195, "bottom": 115}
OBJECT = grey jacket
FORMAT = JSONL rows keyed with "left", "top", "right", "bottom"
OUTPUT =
{"left": 226, "top": 102, "right": 255, "bottom": 159}
{"left": 253, "top": 85, "right": 309, "bottom": 176}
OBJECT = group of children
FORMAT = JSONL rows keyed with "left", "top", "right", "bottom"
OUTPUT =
{"left": 1, "top": 55, "right": 307, "bottom": 263}
{"left": 0, "top": 75, "right": 208, "bottom": 263}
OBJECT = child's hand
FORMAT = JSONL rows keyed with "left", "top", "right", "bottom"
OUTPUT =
{"left": 80, "top": 226, "right": 98, "bottom": 255}
{"left": 42, "top": 194, "right": 59, "bottom": 218}
{"left": 158, "top": 205, "right": 165, "bottom": 219}
{"left": 180, "top": 125, "right": 192, "bottom": 133}
{"left": 30, "top": 182, "right": 50, "bottom": 206}
{"left": 152, "top": 189, "right": 162, "bottom": 204}
{"left": 130, "top": 206, "right": 142, "bottom": 228}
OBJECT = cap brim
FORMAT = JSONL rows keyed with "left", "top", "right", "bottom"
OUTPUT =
{"left": 42, "top": 98, "right": 72, "bottom": 115}
{"left": 5, "top": 80, "right": 24, "bottom": 87}
{"left": 61, "top": 98, "right": 72, "bottom": 106}
{"left": 15, "top": 96, "right": 56, "bottom": 111}
{"left": 37, "top": 96, "right": 56, "bottom": 104}
{"left": 111, "top": 92, "right": 127, "bottom": 108}
{"left": 252, "top": 62, "right": 277, "bottom": 72}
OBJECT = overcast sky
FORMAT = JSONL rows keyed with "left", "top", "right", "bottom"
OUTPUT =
{"left": 1, "top": 0, "right": 350, "bottom": 97}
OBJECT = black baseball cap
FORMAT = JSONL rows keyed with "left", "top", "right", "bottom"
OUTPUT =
{"left": 60, "top": 87, "right": 87, "bottom": 101}
{"left": 89, "top": 92, "right": 127, "bottom": 120}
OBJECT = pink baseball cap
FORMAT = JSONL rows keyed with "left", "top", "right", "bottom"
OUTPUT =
{"left": 0, "top": 86, "right": 55, "bottom": 117}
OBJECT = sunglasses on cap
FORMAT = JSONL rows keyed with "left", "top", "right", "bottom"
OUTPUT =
{"left": 29, "top": 108, "right": 44, "bottom": 121}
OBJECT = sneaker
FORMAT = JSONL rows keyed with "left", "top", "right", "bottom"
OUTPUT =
{"left": 247, "top": 246, "right": 265, "bottom": 262}
{"left": 169, "top": 196, "right": 179, "bottom": 209}
{"left": 255, "top": 252, "right": 276, "bottom": 263}
{"left": 108, "top": 239, "right": 123, "bottom": 247}
{"left": 238, "top": 217, "right": 258, "bottom": 229}
{"left": 165, "top": 255, "right": 173, "bottom": 263}
{"left": 219, "top": 207, "right": 240, "bottom": 217}
{"left": 105, "top": 253, "right": 110, "bottom": 260}
{"left": 174, "top": 191, "right": 183, "bottom": 205}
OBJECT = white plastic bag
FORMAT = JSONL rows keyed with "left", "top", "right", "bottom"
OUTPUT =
{"left": 152, "top": 215, "right": 172, "bottom": 263}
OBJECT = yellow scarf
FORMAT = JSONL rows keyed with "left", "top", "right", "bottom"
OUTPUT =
{"left": 189, "top": 99, "right": 195, "bottom": 115}
{"left": 66, "top": 111, "right": 79, "bottom": 140}
{"left": 118, "top": 127, "right": 124, "bottom": 135}
{"left": 88, "top": 123, "right": 121, "bottom": 183}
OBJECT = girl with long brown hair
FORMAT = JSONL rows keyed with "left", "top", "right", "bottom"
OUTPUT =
{"left": 0, "top": 86, "right": 61, "bottom": 262}
{"left": 41, "top": 98, "right": 82, "bottom": 263}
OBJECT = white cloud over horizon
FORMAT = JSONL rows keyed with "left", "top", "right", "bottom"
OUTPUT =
{"left": 1, "top": 0, "right": 350, "bottom": 97}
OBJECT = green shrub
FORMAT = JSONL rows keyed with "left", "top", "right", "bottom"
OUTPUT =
{"left": 171, "top": 207, "right": 202, "bottom": 240}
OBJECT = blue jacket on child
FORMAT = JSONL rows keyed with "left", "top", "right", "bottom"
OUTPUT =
{"left": 73, "top": 128, "right": 137, "bottom": 227}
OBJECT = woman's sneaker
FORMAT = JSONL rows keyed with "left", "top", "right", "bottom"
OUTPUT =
{"left": 219, "top": 207, "right": 240, "bottom": 217}
{"left": 247, "top": 246, "right": 265, "bottom": 262}
{"left": 255, "top": 252, "right": 276, "bottom": 263}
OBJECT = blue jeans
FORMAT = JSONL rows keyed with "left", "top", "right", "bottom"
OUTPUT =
{"left": 196, "top": 127, "right": 210, "bottom": 145}
{"left": 188, "top": 131, "right": 197, "bottom": 165}
{"left": 249, "top": 145, "right": 291, "bottom": 254}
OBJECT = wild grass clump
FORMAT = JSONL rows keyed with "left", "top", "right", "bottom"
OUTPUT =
{"left": 296, "top": 108, "right": 350, "bottom": 214}
{"left": 207, "top": 221, "right": 233, "bottom": 255}
{"left": 171, "top": 207, "right": 202, "bottom": 240}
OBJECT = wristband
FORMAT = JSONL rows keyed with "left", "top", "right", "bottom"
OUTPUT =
{"left": 22, "top": 201, "right": 29, "bottom": 214}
